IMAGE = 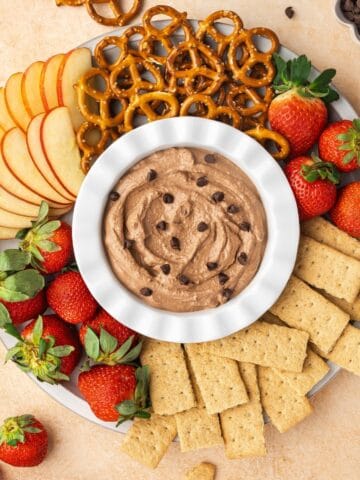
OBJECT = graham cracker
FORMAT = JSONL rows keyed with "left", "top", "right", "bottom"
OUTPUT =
{"left": 185, "top": 344, "right": 248, "bottom": 414}
{"left": 275, "top": 348, "right": 330, "bottom": 396}
{"left": 294, "top": 235, "right": 360, "bottom": 303}
{"left": 258, "top": 367, "right": 313, "bottom": 433}
{"left": 301, "top": 217, "right": 360, "bottom": 260}
{"left": 327, "top": 325, "right": 360, "bottom": 376}
{"left": 196, "top": 320, "right": 309, "bottom": 372}
{"left": 140, "top": 340, "right": 196, "bottom": 415}
{"left": 184, "top": 462, "right": 216, "bottom": 480}
{"left": 175, "top": 407, "right": 223, "bottom": 452}
{"left": 220, "top": 363, "right": 266, "bottom": 458}
{"left": 270, "top": 276, "right": 349, "bottom": 354}
{"left": 321, "top": 291, "right": 360, "bottom": 322}
{"left": 120, "top": 414, "right": 176, "bottom": 469}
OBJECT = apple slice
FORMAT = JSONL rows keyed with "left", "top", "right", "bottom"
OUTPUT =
{"left": 22, "top": 61, "right": 46, "bottom": 116}
{"left": 41, "top": 107, "right": 85, "bottom": 197}
{"left": 27, "top": 114, "right": 76, "bottom": 202}
{"left": 2, "top": 128, "right": 72, "bottom": 208}
{"left": 0, "top": 87, "right": 16, "bottom": 131}
{"left": 0, "top": 207, "right": 33, "bottom": 229}
{"left": 5, "top": 73, "right": 32, "bottom": 131}
{"left": 0, "top": 226, "right": 19, "bottom": 240}
{"left": 41, "top": 53, "right": 65, "bottom": 111}
{"left": 57, "top": 48, "right": 92, "bottom": 130}
{"left": 0, "top": 184, "right": 46, "bottom": 217}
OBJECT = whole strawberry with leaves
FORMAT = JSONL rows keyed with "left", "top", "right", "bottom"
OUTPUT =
{"left": 4, "top": 315, "right": 81, "bottom": 383}
{"left": 0, "top": 249, "right": 46, "bottom": 325}
{"left": 319, "top": 119, "right": 360, "bottom": 172}
{"left": 79, "top": 309, "right": 139, "bottom": 348}
{"left": 17, "top": 201, "right": 73, "bottom": 274}
{"left": 269, "top": 54, "right": 339, "bottom": 158}
{"left": 0, "top": 415, "right": 48, "bottom": 467}
{"left": 78, "top": 327, "right": 149, "bottom": 423}
{"left": 46, "top": 270, "right": 98, "bottom": 324}
{"left": 284, "top": 155, "right": 340, "bottom": 220}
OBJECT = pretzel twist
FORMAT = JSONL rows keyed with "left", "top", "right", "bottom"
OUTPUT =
{"left": 84, "top": 0, "right": 142, "bottom": 27}
{"left": 123, "top": 92, "right": 180, "bottom": 132}
{"left": 77, "top": 122, "right": 118, "bottom": 172}
{"left": 245, "top": 125, "right": 290, "bottom": 161}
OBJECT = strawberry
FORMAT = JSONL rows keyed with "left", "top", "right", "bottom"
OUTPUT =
{"left": 0, "top": 249, "right": 46, "bottom": 326}
{"left": 330, "top": 182, "right": 360, "bottom": 238}
{"left": 0, "top": 290, "right": 47, "bottom": 326}
{"left": 5, "top": 315, "right": 81, "bottom": 383}
{"left": 17, "top": 201, "right": 73, "bottom": 274}
{"left": 284, "top": 156, "right": 340, "bottom": 220}
{"left": 80, "top": 309, "right": 139, "bottom": 348}
{"left": 269, "top": 54, "right": 339, "bottom": 158}
{"left": 319, "top": 119, "right": 360, "bottom": 172}
{"left": 46, "top": 271, "right": 98, "bottom": 324}
{"left": 0, "top": 415, "right": 48, "bottom": 467}
{"left": 78, "top": 364, "right": 150, "bottom": 423}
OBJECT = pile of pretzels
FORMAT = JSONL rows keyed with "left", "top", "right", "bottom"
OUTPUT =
{"left": 75, "top": 6, "right": 290, "bottom": 172}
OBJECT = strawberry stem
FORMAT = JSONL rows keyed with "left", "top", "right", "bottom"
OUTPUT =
{"left": 301, "top": 156, "right": 340, "bottom": 184}
{"left": 0, "top": 415, "right": 41, "bottom": 447}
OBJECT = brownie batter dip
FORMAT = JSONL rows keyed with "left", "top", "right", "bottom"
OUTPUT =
{"left": 103, "top": 147, "right": 267, "bottom": 312}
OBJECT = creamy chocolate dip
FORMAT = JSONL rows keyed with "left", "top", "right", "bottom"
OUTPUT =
{"left": 103, "top": 147, "right": 267, "bottom": 312}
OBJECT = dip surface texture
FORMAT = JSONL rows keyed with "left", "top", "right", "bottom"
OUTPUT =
{"left": 103, "top": 147, "right": 267, "bottom": 312}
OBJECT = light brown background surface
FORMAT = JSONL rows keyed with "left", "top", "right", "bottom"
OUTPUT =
{"left": 0, "top": 0, "right": 359, "bottom": 479}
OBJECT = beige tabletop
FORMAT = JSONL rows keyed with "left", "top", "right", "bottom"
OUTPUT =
{"left": 0, "top": 0, "right": 359, "bottom": 479}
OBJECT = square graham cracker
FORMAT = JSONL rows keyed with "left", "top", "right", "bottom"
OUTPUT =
{"left": 184, "top": 462, "right": 216, "bottom": 480}
{"left": 220, "top": 363, "right": 266, "bottom": 458}
{"left": 294, "top": 235, "right": 360, "bottom": 303}
{"left": 120, "top": 414, "right": 177, "bottom": 469}
{"left": 270, "top": 276, "right": 349, "bottom": 354}
{"left": 185, "top": 344, "right": 248, "bottom": 414}
{"left": 301, "top": 217, "right": 360, "bottom": 260}
{"left": 258, "top": 367, "right": 313, "bottom": 433}
{"left": 275, "top": 348, "right": 330, "bottom": 396}
{"left": 327, "top": 324, "right": 360, "bottom": 376}
{"left": 197, "top": 321, "right": 309, "bottom": 372}
{"left": 140, "top": 340, "right": 196, "bottom": 415}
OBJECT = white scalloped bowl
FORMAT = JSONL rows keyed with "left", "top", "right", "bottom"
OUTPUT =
{"left": 73, "top": 117, "right": 299, "bottom": 343}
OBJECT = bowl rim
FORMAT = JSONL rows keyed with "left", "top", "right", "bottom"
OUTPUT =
{"left": 73, "top": 116, "right": 300, "bottom": 343}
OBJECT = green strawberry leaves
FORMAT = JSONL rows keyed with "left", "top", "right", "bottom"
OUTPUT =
{"left": 273, "top": 53, "right": 339, "bottom": 103}
{"left": 84, "top": 327, "right": 142, "bottom": 366}
{"left": 301, "top": 156, "right": 340, "bottom": 184}
{"left": 337, "top": 118, "right": 360, "bottom": 166}
{"left": 5, "top": 316, "right": 74, "bottom": 384}
{"left": 0, "top": 269, "right": 45, "bottom": 302}
{"left": 0, "top": 415, "right": 41, "bottom": 447}
{"left": 17, "top": 201, "right": 62, "bottom": 270}
{"left": 115, "top": 366, "right": 151, "bottom": 425}
{"left": 0, "top": 304, "right": 11, "bottom": 328}
{"left": 0, "top": 250, "right": 31, "bottom": 272}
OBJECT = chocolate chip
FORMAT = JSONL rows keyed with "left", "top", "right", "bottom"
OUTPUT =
{"left": 156, "top": 221, "right": 167, "bottom": 231}
{"left": 212, "top": 191, "right": 224, "bottom": 202}
{"left": 197, "top": 222, "right": 208, "bottom": 232}
{"left": 218, "top": 272, "right": 229, "bottom": 285}
{"left": 178, "top": 274, "right": 190, "bottom": 285}
{"left": 206, "top": 262, "right": 218, "bottom": 271}
{"left": 140, "top": 287, "right": 152, "bottom": 296}
{"left": 163, "top": 193, "right": 174, "bottom": 204}
{"left": 160, "top": 264, "right": 171, "bottom": 275}
{"left": 171, "top": 236, "right": 180, "bottom": 250}
{"left": 147, "top": 169, "right": 157, "bottom": 181}
{"left": 285, "top": 6, "right": 295, "bottom": 18}
{"left": 227, "top": 204, "right": 240, "bottom": 214}
{"left": 204, "top": 153, "right": 216, "bottom": 163}
{"left": 343, "top": 0, "right": 354, "bottom": 11}
{"left": 344, "top": 10, "right": 355, "bottom": 20}
{"left": 124, "top": 239, "right": 134, "bottom": 249}
{"left": 239, "top": 221, "right": 251, "bottom": 232}
{"left": 109, "top": 191, "right": 120, "bottom": 201}
{"left": 238, "top": 252, "right": 248, "bottom": 265}
{"left": 196, "top": 176, "right": 209, "bottom": 187}
{"left": 222, "top": 288, "right": 233, "bottom": 299}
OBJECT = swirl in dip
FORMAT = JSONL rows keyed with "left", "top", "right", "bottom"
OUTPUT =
{"left": 103, "top": 147, "right": 267, "bottom": 312}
